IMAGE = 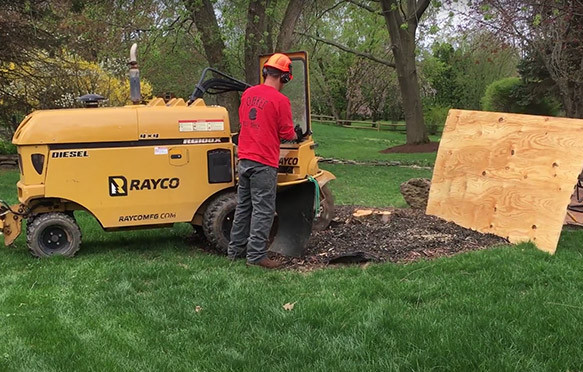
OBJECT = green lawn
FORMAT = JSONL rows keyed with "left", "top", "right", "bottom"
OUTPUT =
{"left": 2, "top": 236, "right": 583, "bottom": 371}
{"left": 319, "top": 163, "right": 432, "bottom": 207}
{"left": 312, "top": 121, "right": 439, "bottom": 166}
{"left": 2, "top": 124, "right": 583, "bottom": 371}
{"left": 312, "top": 121, "right": 434, "bottom": 207}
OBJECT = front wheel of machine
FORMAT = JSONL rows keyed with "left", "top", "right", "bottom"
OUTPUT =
{"left": 312, "top": 184, "right": 335, "bottom": 231}
{"left": 202, "top": 192, "right": 237, "bottom": 254}
{"left": 27, "top": 213, "right": 82, "bottom": 258}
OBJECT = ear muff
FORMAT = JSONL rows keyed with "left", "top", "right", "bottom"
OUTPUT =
{"left": 280, "top": 72, "right": 291, "bottom": 84}
{"left": 280, "top": 63, "right": 292, "bottom": 84}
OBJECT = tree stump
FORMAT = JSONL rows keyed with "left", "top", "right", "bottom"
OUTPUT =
{"left": 400, "top": 178, "right": 431, "bottom": 210}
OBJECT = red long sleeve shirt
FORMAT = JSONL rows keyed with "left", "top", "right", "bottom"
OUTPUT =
{"left": 237, "top": 84, "right": 296, "bottom": 168}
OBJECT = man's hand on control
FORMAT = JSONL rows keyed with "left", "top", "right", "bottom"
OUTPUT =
{"left": 294, "top": 125, "right": 304, "bottom": 142}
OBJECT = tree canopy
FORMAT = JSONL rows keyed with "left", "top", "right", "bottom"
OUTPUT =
{"left": 467, "top": 0, "right": 583, "bottom": 118}
{"left": 1, "top": 0, "right": 580, "bottom": 142}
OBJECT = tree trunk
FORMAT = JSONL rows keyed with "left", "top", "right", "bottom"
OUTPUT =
{"left": 393, "top": 34, "right": 428, "bottom": 144}
{"left": 185, "top": 0, "right": 308, "bottom": 130}
{"left": 540, "top": 49, "right": 583, "bottom": 119}
{"left": 276, "top": 0, "right": 305, "bottom": 51}
{"left": 265, "top": 10, "right": 275, "bottom": 52}
{"left": 244, "top": 0, "right": 305, "bottom": 83}
{"left": 316, "top": 57, "right": 339, "bottom": 119}
{"left": 244, "top": 0, "right": 271, "bottom": 84}
{"left": 184, "top": 0, "right": 228, "bottom": 71}
{"left": 380, "top": 0, "right": 429, "bottom": 144}
{"left": 558, "top": 80, "right": 583, "bottom": 119}
{"left": 184, "top": 0, "right": 240, "bottom": 131}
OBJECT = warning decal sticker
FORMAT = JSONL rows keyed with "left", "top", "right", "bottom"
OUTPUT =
{"left": 179, "top": 119, "right": 224, "bottom": 132}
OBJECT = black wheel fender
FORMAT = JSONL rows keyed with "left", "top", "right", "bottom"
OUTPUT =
{"left": 26, "top": 213, "right": 82, "bottom": 258}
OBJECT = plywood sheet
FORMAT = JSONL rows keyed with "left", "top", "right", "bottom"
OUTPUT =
{"left": 426, "top": 109, "right": 583, "bottom": 254}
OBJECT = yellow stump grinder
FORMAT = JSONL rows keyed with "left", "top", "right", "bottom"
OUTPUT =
{"left": 0, "top": 46, "right": 335, "bottom": 258}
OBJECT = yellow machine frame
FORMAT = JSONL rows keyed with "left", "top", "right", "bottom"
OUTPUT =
{"left": 0, "top": 51, "right": 334, "bottom": 257}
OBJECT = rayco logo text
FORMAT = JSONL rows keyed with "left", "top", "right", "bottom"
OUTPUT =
{"left": 278, "top": 157, "right": 298, "bottom": 166}
{"left": 109, "top": 176, "right": 180, "bottom": 197}
{"left": 129, "top": 178, "right": 180, "bottom": 190}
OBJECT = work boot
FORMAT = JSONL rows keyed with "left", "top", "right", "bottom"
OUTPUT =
{"left": 246, "top": 257, "right": 282, "bottom": 269}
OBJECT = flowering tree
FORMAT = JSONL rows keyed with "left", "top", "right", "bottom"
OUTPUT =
{"left": 0, "top": 52, "right": 152, "bottom": 136}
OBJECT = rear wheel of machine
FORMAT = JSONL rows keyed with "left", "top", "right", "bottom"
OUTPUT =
{"left": 191, "top": 224, "right": 205, "bottom": 237}
{"left": 203, "top": 192, "right": 237, "bottom": 254}
{"left": 27, "top": 213, "right": 82, "bottom": 258}
{"left": 312, "top": 184, "right": 335, "bottom": 231}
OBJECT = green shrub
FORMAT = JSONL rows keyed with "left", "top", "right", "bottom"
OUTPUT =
{"left": 423, "top": 105, "right": 450, "bottom": 135}
{"left": 0, "top": 140, "right": 16, "bottom": 155}
{"left": 481, "top": 77, "right": 520, "bottom": 112}
{"left": 481, "top": 77, "right": 560, "bottom": 115}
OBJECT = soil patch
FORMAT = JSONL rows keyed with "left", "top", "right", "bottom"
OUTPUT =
{"left": 380, "top": 142, "right": 439, "bottom": 154}
{"left": 189, "top": 206, "right": 509, "bottom": 271}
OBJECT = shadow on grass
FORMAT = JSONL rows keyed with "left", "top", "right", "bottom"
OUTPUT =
{"left": 74, "top": 225, "right": 208, "bottom": 258}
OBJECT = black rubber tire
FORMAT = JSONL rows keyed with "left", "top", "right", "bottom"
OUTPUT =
{"left": 312, "top": 184, "right": 335, "bottom": 231}
{"left": 26, "top": 213, "right": 82, "bottom": 258}
{"left": 202, "top": 192, "right": 237, "bottom": 254}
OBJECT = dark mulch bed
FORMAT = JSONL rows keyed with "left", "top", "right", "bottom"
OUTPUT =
{"left": 190, "top": 206, "right": 509, "bottom": 271}
{"left": 380, "top": 141, "right": 439, "bottom": 153}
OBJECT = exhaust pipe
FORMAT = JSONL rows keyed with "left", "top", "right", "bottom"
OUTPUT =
{"left": 129, "top": 43, "right": 141, "bottom": 104}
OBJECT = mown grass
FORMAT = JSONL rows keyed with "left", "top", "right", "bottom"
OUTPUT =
{"left": 312, "top": 121, "right": 434, "bottom": 207}
{"left": 1, "top": 207, "right": 583, "bottom": 371}
{"left": 311, "top": 122, "right": 439, "bottom": 166}
{"left": 2, "top": 122, "right": 583, "bottom": 371}
{"left": 319, "top": 163, "right": 432, "bottom": 207}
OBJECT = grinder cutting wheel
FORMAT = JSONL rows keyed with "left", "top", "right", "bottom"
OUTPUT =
{"left": 0, "top": 46, "right": 335, "bottom": 258}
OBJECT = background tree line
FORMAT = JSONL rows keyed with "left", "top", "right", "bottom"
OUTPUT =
{"left": 0, "top": 0, "right": 581, "bottom": 145}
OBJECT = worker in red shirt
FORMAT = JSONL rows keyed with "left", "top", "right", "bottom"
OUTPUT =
{"left": 228, "top": 53, "right": 304, "bottom": 269}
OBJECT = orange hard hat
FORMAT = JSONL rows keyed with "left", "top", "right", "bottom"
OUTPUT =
{"left": 263, "top": 53, "right": 292, "bottom": 73}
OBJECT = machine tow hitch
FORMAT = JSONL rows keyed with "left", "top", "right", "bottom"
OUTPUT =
{"left": 0, "top": 203, "right": 23, "bottom": 246}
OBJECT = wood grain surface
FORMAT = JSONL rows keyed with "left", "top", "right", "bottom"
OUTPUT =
{"left": 426, "top": 109, "right": 583, "bottom": 254}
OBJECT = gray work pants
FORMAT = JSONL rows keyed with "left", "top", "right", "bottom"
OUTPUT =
{"left": 228, "top": 159, "right": 277, "bottom": 263}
